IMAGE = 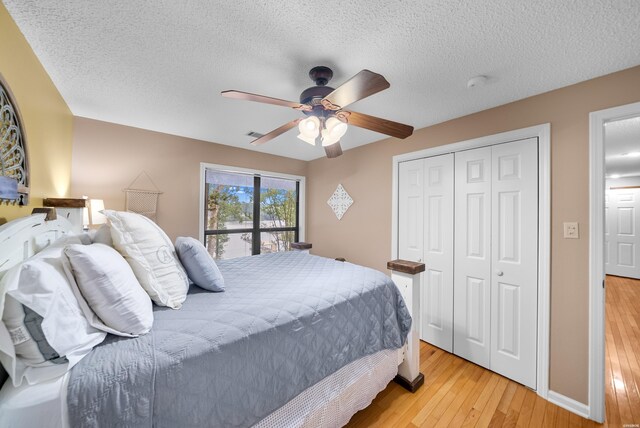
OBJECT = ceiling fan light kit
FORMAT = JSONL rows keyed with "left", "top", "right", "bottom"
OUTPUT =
{"left": 297, "top": 116, "right": 320, "bottom": 145}
{"left": 321, "top": 117, "right": 348, "bottom": 147}
{"left": 221, "top": 66, "right": 414, "bottom": 158}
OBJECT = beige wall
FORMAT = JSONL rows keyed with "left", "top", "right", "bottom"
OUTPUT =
{"left": 0, "top": 3, "right": 73, "bottom": 224}
{"left": 71, "top": 117, "right": 307, "bottom": 240}
{"left": 306, "top": 65, "right": 640, "bottom": 404}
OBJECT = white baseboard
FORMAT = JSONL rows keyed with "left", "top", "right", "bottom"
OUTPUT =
{"left": 547, "top": 390, "right": 591, "bottom": 419}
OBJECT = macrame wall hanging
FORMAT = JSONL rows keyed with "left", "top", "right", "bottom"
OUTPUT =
{"left": 124, "top": 171, "right": 162, "bottom": 221}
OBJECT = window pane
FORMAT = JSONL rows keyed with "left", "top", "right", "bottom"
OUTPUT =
{"left": 260, "top": 231, "right": 295, "bottom": 254}
{"left": 259, "top": 176, "right": 297, "bottom": 228}
{"left": 205, "top": 170, "right": 253, "bottom": 231}
{"left": 206, "top": 233, "right": 252, "bottom": 260}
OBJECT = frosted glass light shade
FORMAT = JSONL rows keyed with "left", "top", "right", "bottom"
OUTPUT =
{"left": 297, "top": 133, "right": 317, "bottom": 145}
{"left": 297, "top": 117, "right": 320, "bottom": 145}
{"left": 321, "top": 117, "right": 348, "bottom": 147}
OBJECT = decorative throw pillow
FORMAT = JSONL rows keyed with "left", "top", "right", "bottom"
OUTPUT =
{"left": 175, "top": 237, "right": 225, "bottom": 292}
{"left": 0, "top": 239, "right": 107, "bottom": 387}
{"left": 102, "top": 210, "right": 189, "bottom": 309}
{"left": 65, "top": 243, "right": 153, "bottom": 336}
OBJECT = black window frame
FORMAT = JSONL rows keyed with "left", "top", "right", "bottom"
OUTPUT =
{"left": 203, "top": 172, "right": 300, "bottom": 257}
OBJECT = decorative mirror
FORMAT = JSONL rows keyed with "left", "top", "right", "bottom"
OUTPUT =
{"left": 0, "top": 75, "right": 29, "bottom": 205}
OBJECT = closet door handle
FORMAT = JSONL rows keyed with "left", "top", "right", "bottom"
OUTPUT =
{"left": 496, "top": 270, "right": 504, "bottom": 276}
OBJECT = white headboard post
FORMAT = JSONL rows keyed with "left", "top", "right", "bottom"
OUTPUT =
{"left": 0, "top": 214, "right": 73, "bottom": 278}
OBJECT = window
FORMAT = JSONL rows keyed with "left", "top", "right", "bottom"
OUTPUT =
{"left": 202, "top": 166, "right": 303, "bottom": 259}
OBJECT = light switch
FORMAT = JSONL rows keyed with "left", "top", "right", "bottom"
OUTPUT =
{"left": 563, "top": 222, "right": 579, "bottom": 239}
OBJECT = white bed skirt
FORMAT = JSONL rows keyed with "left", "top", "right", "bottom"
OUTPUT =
{"left": 0, "top": 348, "right": 401, "bottom": 428}
{"left": 257, "top": 348, "right": 400, "bottom": 427}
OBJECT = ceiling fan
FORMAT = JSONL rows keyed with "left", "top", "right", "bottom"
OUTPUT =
{"left": 221, "top": 66, "right": 414, "bottom": 158}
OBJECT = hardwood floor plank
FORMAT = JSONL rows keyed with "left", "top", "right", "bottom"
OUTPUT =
{"left": 502, "top": 384, "right": 527, "bottom": 428}
{"left": 515, "top": 389, "right": 537, "bottom": 427}
{"left": 555, "top": 407, "right": 571, "bottom": 428}
{"left": 447, "top": 370, "right": 495, "bottom": 427}
{"left": 476, "top": 377, "right": 509, "bottom": 428}
{"left": 488, "top": 411, "right": 506, "bottom": 428}
{"left": 433, "top": 365, "right": 485, "bottom": 428}
{"left": 497, "top": 382, "right": 518, "bottom": 414}
{"left": 529, "top": 394, "right": 548, "bottom": 427}
{"left": 542, "top": 403, "right": 557, "bottom": 427}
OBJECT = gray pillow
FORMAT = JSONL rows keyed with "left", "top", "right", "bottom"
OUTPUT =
{"left": 175, "top": 237, "right": 225, "bottom": 292}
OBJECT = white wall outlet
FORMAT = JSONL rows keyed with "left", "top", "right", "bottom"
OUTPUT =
{"left": 563, "top": 222, "right": 579, "bottom": 239}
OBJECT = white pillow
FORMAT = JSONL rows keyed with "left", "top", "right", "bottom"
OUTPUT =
{"left": 64, "top": 244, "right": 153, "bottom": 336}
{"left": 103, "top": 210, "right": 189, "bottom": 309}
{"left": 91, "top": 223, "right": 113, "bottom": 247}
{"left": 0, "top": 239, "right": 107, "bottom": 387}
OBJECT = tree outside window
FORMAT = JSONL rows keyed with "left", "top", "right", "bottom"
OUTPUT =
{"left": 204, "top": 170, "right": 299, "bottom": 259}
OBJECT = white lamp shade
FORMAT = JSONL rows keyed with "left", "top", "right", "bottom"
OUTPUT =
{"left": 297, "top": 117, "right": 320, "bottom": 145}
{"left": 321, "top": 117, "right": 348, "bottom": 147}
{"left": 297, "top": 133, "right": 317, "bottom": 145}
{"left": 82, "top": 207, "right": 89, "bottom": 226}
{"left": 89, "top": 199, "right": 107, "bottom": 225}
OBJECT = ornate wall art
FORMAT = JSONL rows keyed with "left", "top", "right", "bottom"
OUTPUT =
{"left": 327, "top": 184, "right": 353, "bottom": 220}
{"left": 0, "top": 75, "right": 29, "bottom": 205}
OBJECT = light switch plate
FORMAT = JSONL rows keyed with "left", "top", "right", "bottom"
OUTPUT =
{"left": 564, "top": 222, "right": 579, "bottom": 239}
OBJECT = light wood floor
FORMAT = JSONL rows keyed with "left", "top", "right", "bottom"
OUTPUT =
{"left": 345, "top": 275, "right": 640, "bottom": 427}
{"left": 604, "top": 275, "right": 640, "bottom": 426}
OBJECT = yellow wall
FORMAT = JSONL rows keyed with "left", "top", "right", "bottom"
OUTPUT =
{"left": 0, "top": 3, "right": 73, "bottom": 224}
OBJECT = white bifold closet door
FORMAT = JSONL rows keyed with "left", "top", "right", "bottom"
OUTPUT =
{"left": 489, "top": 139, "right": 538, "bottom": 389}
{"left": 453, "top": 146, "right": 493, "bottom": 368}
{"left": 605, "top": 188, "right": 640, "bottom": 279}
{"left": 454, "top": 138, "right": 538, "bottom": 389}
{"left": 421, "top": 154, "right": 454, "bottom": 352}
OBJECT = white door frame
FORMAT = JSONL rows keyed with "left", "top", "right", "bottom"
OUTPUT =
{"left": 588, "top": 101, "right": 640, "bottom": 423}
{"left": 391, "top": 123, "right": 551, "bottom": 399}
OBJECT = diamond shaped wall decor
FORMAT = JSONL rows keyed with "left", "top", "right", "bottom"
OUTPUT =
{"left": 327, "top": 184, "right": 353, "bottom": 220}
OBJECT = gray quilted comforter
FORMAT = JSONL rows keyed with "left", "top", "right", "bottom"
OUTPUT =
{"left": 67, "top": 252, "right": 411, "bottom": 427}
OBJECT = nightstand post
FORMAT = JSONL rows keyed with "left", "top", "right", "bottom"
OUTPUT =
{"left": 387, "top": 259, "right": 425, "bottom": 392}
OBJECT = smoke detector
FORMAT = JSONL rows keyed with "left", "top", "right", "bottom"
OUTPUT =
{"left": 467, "top": 75, "right": 488, "bottom": 89}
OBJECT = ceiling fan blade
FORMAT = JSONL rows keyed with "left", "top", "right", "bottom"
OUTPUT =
{"left": 250, "top": 118, "right": 302, "bottom": 146}
{"left": 324, "top": 142, "right": 343, "bottom": 158}
{"left": 340, "top": 111, "right": 413, "bottom": 139}
{"left": 222, "top": 90, "right": 311, "bottom": 111}
{"left": 320, "top": 70, "right": 390, "bottom": 110}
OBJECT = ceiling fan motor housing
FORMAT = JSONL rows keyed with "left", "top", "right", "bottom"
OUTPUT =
{"left": 300, "top": 66, "right": 336, "bottom": 117}
{"left": 300, "top": 85, "right": 334, "bottom": 115}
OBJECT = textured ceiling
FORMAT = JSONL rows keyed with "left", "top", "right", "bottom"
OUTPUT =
{"left": 4, "top": 0, "right": 640, "bottom": 161}
{"left": 605, "top": 116, "right": 640, "bottom": 178}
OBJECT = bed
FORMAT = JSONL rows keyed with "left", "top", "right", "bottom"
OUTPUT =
{"left": 0, "top": 214, "right": 421, "bottom": 427}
